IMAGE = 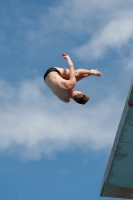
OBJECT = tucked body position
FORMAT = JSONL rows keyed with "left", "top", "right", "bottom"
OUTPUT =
{"left": 44, "top": 54, "right": 102, "bottom": 105}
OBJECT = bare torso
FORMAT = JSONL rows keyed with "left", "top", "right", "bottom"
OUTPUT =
{"left": 45, "top": 72, "right": 73, "bottom": 103}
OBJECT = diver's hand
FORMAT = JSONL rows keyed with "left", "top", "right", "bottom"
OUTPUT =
{"left": 62, "top": 53, "right": 70, "bottom": 60}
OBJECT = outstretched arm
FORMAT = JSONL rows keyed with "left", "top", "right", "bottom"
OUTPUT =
{"left": 62, "top": 54, "right": 76, "bottom": 87}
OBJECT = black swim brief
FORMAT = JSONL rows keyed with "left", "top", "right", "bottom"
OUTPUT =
{"left": 44, "top": 67, "right": 60, "bottom": 81}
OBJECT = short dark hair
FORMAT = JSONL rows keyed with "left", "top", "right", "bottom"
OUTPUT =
{"left": 73, "top": 93, "right": 89, "bottom": 105}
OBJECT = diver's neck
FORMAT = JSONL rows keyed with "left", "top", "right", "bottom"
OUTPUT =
{"left": 70, "top": 91, "right": 76, "bottom": 99}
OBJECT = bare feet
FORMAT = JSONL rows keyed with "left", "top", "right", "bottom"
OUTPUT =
{"left": 90, "top": 69, "right": 102, "bottom": 76}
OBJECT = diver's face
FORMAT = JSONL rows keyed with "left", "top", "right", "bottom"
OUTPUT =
{"left": 71, "top": 91, "right": 84, "bottom": 99}
{"left": 74, "top": 91, "right": 83, "bottom": 96}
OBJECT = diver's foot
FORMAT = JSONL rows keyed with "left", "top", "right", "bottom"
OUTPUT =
{"left": 90, "top": 69, "right": 102, "bottom": 76}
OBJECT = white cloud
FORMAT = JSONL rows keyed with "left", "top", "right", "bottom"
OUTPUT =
{"left": 122, "top": 50, "right": 133, "bottom": 70}
{"left": 0, "top": 78, "right": 123, "bottom": 160}
{"left": 74, "top": 11, "right": 133, "bottom": 61}
{"left": 1, "top": 0, "right": 133, "bottom": 62}
{"left": 28, "top": 0, "right": 133, "bottom": 67}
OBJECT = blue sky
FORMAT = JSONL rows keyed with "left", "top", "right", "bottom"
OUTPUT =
{"left": 0, "top": 0, "right": 133, "bottom": 199}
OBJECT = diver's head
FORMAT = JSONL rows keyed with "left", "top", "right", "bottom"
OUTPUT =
{"left": 72, "top": 91, "right": 89, "bottom": 105}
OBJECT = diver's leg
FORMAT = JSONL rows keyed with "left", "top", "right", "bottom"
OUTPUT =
{"left": 56, "top": 68, "right": 102, "bottom": 82}
{"left": 74, "top": 69, "right": 102, "bottom": 81}
{"left": 55, "top": 68, "right": 71, "bottom": 80}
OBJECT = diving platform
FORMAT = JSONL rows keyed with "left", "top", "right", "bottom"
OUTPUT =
{"left": 100, "top": 79, "right": 133, "bottom": 199}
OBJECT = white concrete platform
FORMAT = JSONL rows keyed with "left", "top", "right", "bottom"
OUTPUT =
{"left": 100, "top": 79, "right": 133, "bottom": 199}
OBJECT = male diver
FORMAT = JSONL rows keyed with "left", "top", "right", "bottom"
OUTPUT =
{"left": 44, "top": 54, "right": 102, "bottom": 105}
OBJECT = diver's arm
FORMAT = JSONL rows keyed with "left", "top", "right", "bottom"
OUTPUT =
{"left": 62, "top": 54, "right": 76, "bottom": 87}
